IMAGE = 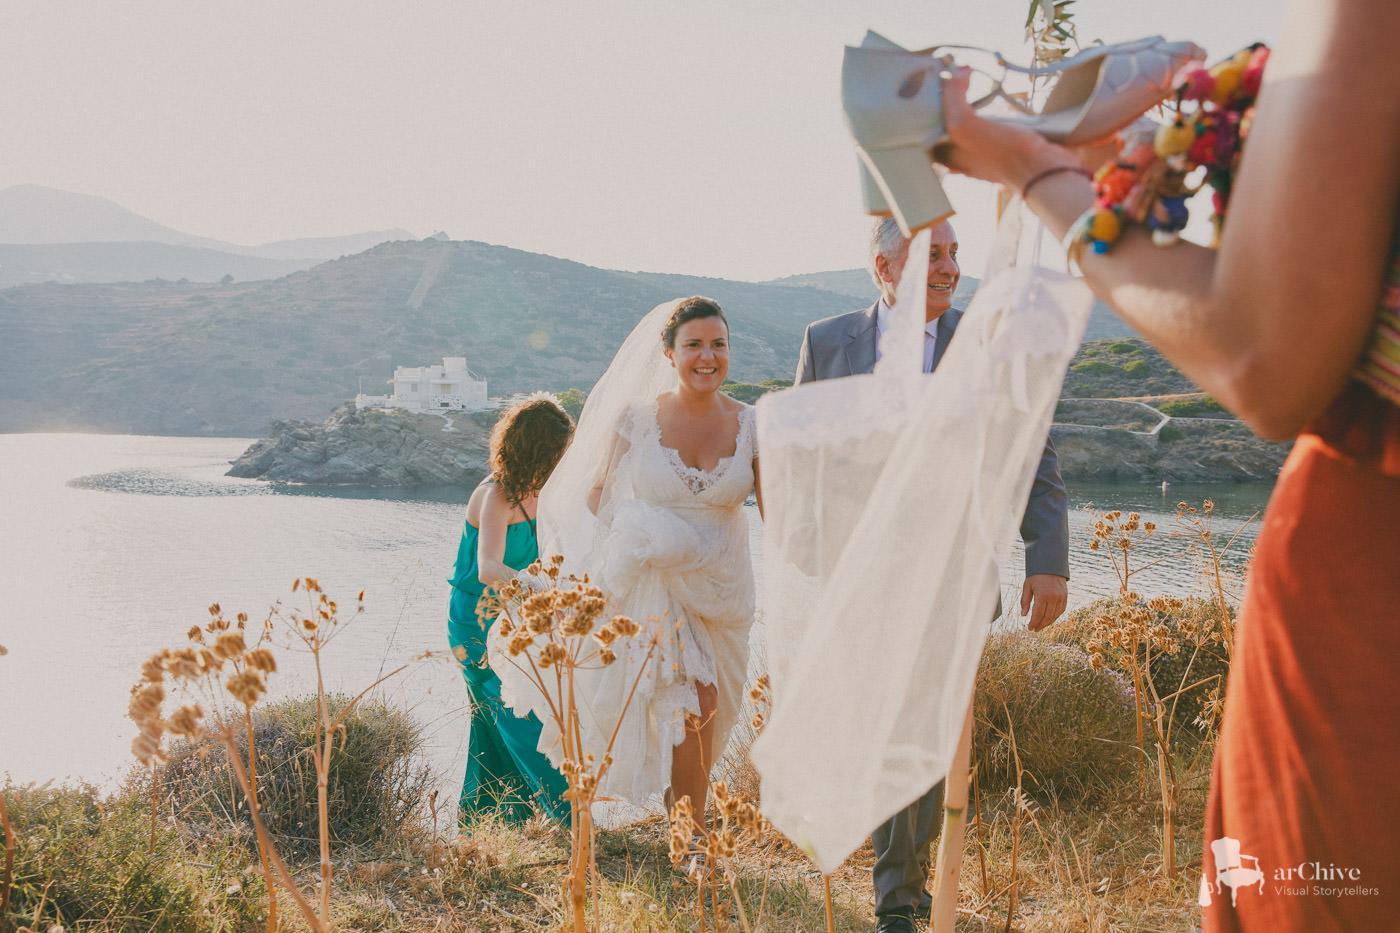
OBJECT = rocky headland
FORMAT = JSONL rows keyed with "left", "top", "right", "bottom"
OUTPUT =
{"left": 226, "top": 403, "right": 491, "bottom": 486}
{"left": 229, "top": 393, "right": 1291, "bottom": 487}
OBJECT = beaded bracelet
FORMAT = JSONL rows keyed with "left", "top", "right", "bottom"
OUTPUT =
{"left": 1020, "top": 165, "right": 1092, "bottom": 202}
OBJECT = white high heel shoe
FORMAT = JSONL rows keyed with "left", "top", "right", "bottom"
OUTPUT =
{"left": 843, "top": 34, "right": 1206, "bottom": 235}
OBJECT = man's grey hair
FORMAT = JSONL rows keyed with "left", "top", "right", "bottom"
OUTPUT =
{"left": 867, "top": 217, "right": 907, "bottom": 290}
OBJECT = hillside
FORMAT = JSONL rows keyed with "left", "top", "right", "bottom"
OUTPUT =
{"left": 0, "top": 184, "right": 413, "bottom": 284}
{"left": 767, "top": 267, "right": 1137, "bottom": 342}
{"left": 0, "top": 239, "right": 863, "bottom": 435}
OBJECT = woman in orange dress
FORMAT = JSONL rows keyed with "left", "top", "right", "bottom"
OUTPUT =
{"left": 928, "top": 1, "right": 1400, "bottom": 928}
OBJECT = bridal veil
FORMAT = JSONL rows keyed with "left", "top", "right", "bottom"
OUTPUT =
{"left": 752, "top": 213, "right": 1093, "bottom": 872}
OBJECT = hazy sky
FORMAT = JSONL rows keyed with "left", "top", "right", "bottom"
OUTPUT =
{"left": 1, "top": 0, "right": 1285, "bottom": 280}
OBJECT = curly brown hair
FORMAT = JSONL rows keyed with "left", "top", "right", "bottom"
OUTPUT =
{"left": 488, "top": 394, "right": 575, "bottom": 508}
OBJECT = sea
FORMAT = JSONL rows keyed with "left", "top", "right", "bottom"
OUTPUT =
{"left": 0, "top": 433, "right": 1274, "bottom": 801}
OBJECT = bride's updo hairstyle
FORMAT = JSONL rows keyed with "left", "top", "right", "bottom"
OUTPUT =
{"left": 488, "top": 394, "right": 575, "bottom": 508}
{"left": 661, "top": 296, "right": 727, "bottom": 349}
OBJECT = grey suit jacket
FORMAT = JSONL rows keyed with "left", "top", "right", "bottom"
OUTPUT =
{"left": 794, "top": 302, "right": 1070, "bottom": 579}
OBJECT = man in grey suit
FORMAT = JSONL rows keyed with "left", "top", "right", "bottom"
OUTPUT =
{"left": 794, "top": 217, "right": 1070, "bottom": 933}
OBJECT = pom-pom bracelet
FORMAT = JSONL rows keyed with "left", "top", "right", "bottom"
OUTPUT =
{"left": 1060, "top": 42, "right": 1270, "bottom": 269}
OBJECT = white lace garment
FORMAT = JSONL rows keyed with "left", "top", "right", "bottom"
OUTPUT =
{"left": 515, "top": 399, "right": 758, "bottom": 805}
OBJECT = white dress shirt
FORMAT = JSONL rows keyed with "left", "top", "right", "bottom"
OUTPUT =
{"left": 873, "top": 298, "right": 939, "bottom": 373}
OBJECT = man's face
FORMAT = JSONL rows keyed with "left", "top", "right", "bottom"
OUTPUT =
{"left": 878, "top": 220, "right": 960, "bottom": 322}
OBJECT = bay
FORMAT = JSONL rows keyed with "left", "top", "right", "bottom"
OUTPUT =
{"left": 0, "top": 433, "right": 1270, "bottom": 795}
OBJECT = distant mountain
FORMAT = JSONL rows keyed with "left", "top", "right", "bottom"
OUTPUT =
{"left": 0, "top": 239, "right": 861, "bottom": 435}
{"left": 0, "top": 232, "right": 1159, "bottom": 437}
{"left": 764, "top": 268, "right": 877, "bottom": 300}
{"left": 0, "top": 242, "right": 313, "bottom": 287}
{"left": 763, "top": 266, "right": 1138, "bottom": 342}
{"left": 0, "top": 184, "right": 413, "bottom": 279}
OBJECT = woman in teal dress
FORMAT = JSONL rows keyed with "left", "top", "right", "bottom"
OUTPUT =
{"left": 448, "top": 394, "right": 574, "bottom": 823}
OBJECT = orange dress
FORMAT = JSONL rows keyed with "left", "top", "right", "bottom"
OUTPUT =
{"left": 1201, "top": 381, "right": 1400, "bottom": 931}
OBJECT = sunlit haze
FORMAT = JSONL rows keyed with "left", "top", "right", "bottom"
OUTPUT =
{"left": 1, "top": 0, "right": 1284, "bottom": 280}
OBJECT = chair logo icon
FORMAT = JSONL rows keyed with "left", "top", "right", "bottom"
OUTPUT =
{"left": 1200, "top": 836, "right": 1266, "bottom": 907}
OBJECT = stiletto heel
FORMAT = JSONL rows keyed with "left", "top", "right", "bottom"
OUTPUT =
{"left": 858, "top": 144, "right": 954, "bottom": 233}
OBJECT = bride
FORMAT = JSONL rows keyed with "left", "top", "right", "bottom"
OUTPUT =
{"left": 498, "top": 296, "right": 761, "bottom": 838}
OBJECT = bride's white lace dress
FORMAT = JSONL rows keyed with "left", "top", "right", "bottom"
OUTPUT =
{"left": 579, "top": 398, "right": 757, "bottom": 804}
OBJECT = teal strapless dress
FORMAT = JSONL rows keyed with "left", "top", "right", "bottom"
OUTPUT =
{"left": 447, "top": 517, "right": 568, "bottom": 823}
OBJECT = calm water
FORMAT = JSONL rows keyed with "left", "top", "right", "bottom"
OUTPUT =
{"left": 0, "top": 433, "right": 1272, "bottom": 795}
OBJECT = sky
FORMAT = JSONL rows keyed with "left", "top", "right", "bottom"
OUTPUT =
{"left": 0, "top": 0, "right": 1286, "bottom": 281}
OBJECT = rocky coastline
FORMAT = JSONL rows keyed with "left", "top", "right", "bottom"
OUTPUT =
{"left": 228, "top": 397, "right": 1291, "bottom": 487}
{"left": 226, "top": 403, "right": 492, "bottom": 486}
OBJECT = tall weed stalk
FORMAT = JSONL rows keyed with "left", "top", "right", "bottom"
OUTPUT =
{"left": 127, "top": 579, "right": 426, "bottom": 932}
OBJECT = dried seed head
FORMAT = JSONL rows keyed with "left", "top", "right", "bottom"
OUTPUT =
{"left": 245, "top": 648, "right": 278, "bottom": 673}
{"left": 128, "top": 683, "right": 164, "bottom": 721}
{"left": 537, "top": 642, "right": 567, "bottom": 669}
{"left": 226, "top": 669, "right": 267, "bottom": 706}
{"left": 168, "top": 703, "right": 205, "bottom": 738}
{"left": 141, "top": 655, "right": 165, "bottom": 684}
{"left": 597, "top": 646, "right": 617, "bottom": 666}
{"left": 187, "top": 625, "right": 204, "bottom": 643}
{"left": 610, "top": 616, "right": 640, "bottom": 639}
{"left": 212, "top": 631, "right": 246, "bottom": 660}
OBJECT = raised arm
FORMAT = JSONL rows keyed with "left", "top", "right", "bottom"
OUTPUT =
{"left": 935, "top": 0, "right": 1400, "bottom": 439}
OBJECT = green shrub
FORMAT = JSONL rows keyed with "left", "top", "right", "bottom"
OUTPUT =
{"left": 761, "top": 378, "right": 794, "bottom": 388}
{"left": 1158, "top": 424, "right": 1185, "bottom": 442}
{"left": 161, "top": 695, "right": 434, "bottom": 857}
{"left": 974, "top": 632, "right": 1137, "bottom": 798}
{"left": 1070, "top": 360, "right": 1119, "bottom": 376}
{"left": 2, "top": 780, "right": 262, "bottom": 931}
{"left": 1107, "top": 341, "right": 1141, "bottom": 353}
{"left": 1157, "top": 397, "right": 1228, "bottom": 418}
{"left": 556, "top": 387, "right": 588, "bottom": 420}
{"left": 721, "top": 381, "right": 780, "bottom": 404}
{"left": 1123, "top": 359, "right": 1151, "bottom": 377}
{"left": 1054, "top": 597, "right": 1233, "bottom": 735}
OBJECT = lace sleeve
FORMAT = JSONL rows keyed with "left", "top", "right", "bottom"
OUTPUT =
{"left": 739, "top": 404, "right": 758, "bottom": 460}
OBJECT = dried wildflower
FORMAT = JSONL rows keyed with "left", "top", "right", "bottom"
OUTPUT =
{"left": 245, "top": 648, "right": 278, "bottom": 673}
{"left": 226, "top": 669, "right": 267, "bottom": 706}
{"left": 208, "top": 603, "right": 221, "bottom": 617}
{"left": 508, "top": 632, "right": 534, "bottom": 656}
{"left": 597, "top": 647, "right": 617, "bottom": 666}
{"left": 537, "top": 642, "right": 567, "bottom": 669}
{"left": 212, "top": 631, "right": 246, "bottom": 660}
{"left": 128, "top": 683, "right": 164, "bottom": 721}
{"left": 593, "top": 626, "right": 618, "bottom": 647}
{"left": 610, "top": 616, "right": 640, "bottom": 638}
{"left": 301, "top": 616, "right": 319, "bottom": 633}
{"left": 168, "top": 703, "right": 205, "bottom": 739}
{"left": 187, "top": 625, "right": 204, "bottom": 643}
{"left": 132, "top": 729, "right": 166, "bottom": 766}
{"left": 141, "top": 656, "right": 165, "bottom": 684}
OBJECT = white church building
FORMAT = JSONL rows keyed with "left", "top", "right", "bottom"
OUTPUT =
{"left": 356, "top": 357, "right": 489, "bottom": 412}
